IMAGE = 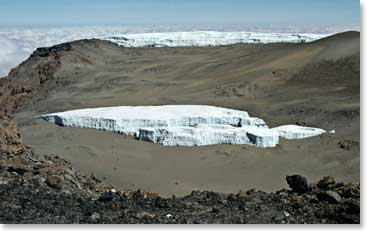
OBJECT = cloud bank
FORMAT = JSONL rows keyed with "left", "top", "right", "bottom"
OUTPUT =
{"left": 0, "top": 26, "right": 151, "bottom": 76}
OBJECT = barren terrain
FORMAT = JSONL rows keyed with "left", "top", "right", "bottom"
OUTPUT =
{"left": 2, "top": 31, "right": 359, "bottom": 197}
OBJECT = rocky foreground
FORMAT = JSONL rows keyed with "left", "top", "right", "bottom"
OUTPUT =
{"left": 0, "top": 118, "right": 360, "bottom": 224}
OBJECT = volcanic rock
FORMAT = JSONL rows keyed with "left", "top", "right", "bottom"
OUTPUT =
{"left": 286, "top": 175, "right": 309, "bottom": 194}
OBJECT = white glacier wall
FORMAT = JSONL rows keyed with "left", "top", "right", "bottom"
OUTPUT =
{"left": 137, "top": 125, "right": 279, "bottom": 147}
{"left": 105, "top": 31, "right": 329, "bottom": 47}
{"left": 39, "top": 105, "right": 327, "bottom": 148}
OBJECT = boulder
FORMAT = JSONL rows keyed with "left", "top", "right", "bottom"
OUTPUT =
{"left": 46, "top": 175, "right": 64, "bottom": 189}
{"left": 286, "top": 175, "right": 309, "bottom": 194}
{"left": 317, "top": 176, "right": 336, "bottom": 189}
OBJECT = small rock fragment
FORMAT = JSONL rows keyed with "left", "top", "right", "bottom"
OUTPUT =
{"left": 155, "top": 197, "right": 170, "bottom": 208}
{"left": 338, "top": 140, "right": 359, "bottom": 150}
{"left": 64, "top": 174, "right": 74, "bottom": 181}
{"left": 246, "top": 188, "right": 256, "bottom": 195}
{"left": 98, "top": 191, "right": 115, "bottom": 201}
{"left": 237, "top": 190, "right": 247, "bottom": 199}
{"left": 317, "top": 190, "right": 342, "bottom": 204}
{"left": 136, "top": 212, "right": 156, "bottom": 219}
{"left": 344, "top": 199, "right": 360, "bottom": 214}
{"left": 90, "top": 212, "right": 101, "bottom": 221}
{"left": 317, "top": 176, "right": 335, "bottom": 189}
{"left": 46, "top": 175, "right": 64, "bottom": 189}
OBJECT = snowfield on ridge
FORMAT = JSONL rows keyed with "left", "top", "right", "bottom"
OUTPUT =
{"left": 105, "top": 31, "right": 329, "bottom": 47}
{"left": 39, "top": 105, "right": 327, "bottom": 147}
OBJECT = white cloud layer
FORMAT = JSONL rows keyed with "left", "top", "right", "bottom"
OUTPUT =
{"left": 0, "top": 35, "right": 29, "bottom": 77}
{"left": 0, "top": 25, "right": 359, "bottom": 77}
{"left": 0, "top": 26, "right": 152, "bottom": 76}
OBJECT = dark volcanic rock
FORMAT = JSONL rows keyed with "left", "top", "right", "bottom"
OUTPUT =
{"left": 0, "top": 176, "right": 360, "bottom": 224}
{"left": 286, "top": 175, "right": 309, "bottom": 194}
{"left": 98, "top": 192, "right": 115, "bottom": 201}
{"left": 32, "top": 43, "right": 72, "bottom": 58}
{"left": 317, "top": 190, "right": 342, "bottom": 204}
{"left": 46, "top": 175, "right": 64, "bottom": 189}
{"left": 317, "top": 176, "right": 336, "bottom": 189}
{"left": 338, "top": 140, "right": 359, "bottom": 150}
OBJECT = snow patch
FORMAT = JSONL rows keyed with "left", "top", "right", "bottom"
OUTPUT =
{"left": 105, "top": 31, "right": 328, "bottom": 47}
{"left": 39, "top": 105, "right": 327, "bottom": 148}
{"left": 271, "top": 125, "right": 326, "bottom": 139}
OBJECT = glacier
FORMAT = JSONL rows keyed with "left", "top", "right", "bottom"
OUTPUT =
{"left": 105, "top": 31, "right": 329, "bottom": 47}
{"left": 39, "top": 105, "right": 326, "bottom": 148}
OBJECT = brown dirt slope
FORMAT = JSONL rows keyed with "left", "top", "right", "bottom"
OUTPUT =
{"left": 1, "top": 31, "right": 360, "bottom": 197}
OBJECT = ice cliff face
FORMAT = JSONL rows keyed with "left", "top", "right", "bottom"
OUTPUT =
{"left": 39, "top": 105, "right": 326, "bottom": 148}
{"left": 105, "top": 31, "right": 329, "bottom": 47}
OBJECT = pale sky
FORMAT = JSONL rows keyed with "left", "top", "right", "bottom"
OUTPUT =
{"left": 0, "top": 0, "right": 360, "bottom": 29}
